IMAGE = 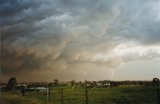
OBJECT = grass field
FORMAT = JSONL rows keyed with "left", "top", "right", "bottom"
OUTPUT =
{"left": 1, "top": 86, "right": 160, "bottom": 104}
{"left": 0, "top": 93, "right": 40, "bottom": 104}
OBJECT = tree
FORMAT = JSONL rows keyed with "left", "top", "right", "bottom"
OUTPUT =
{"left": 6, "top": 77, "right": 17, "bottom": 93}
{"left": 152, "top": 78, "right": 160, "bottom": 86}
{"left": 54, "top": 79, "right": 58, "bottom": 85}
{"left": 70, "top": 80, "right": 75, "bottom": 86}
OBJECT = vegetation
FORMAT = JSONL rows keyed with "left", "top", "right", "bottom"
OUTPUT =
{"left": 28, "top": 86, "right": 159, "bottom": 104}
{"left": 1, "top": 78, "right": 159, "bottom": 104}
{"left": 0, "top": 93, "right": 40, "bottom": 104}
{"left": 6, "top": 77, "right": 17, "bottom": 93}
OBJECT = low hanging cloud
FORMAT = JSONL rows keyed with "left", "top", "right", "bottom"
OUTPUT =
{"left": 1, "top": 0, "right": 160, "bottom": 81}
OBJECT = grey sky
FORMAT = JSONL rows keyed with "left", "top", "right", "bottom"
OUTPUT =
{"left": 1, "top": 0, "right": 160, "bottom": 82}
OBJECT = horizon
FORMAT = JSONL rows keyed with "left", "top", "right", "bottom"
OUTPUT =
{"left": 1, "top": 0, "right": 160, "bottom": 82}
{"left": 0, "top": 78, "right": 155, "bottom": 84}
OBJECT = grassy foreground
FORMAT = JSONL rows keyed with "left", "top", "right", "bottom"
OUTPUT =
{"left": 1, "top": 86, "right": 160, "bottom": 104}
{"left": 0, "top": 93, "right": 40, "bottom": 104}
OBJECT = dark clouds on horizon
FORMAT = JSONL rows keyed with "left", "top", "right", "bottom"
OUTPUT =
{"left": 1, "top": 0, "right": 160, "bottom": 81}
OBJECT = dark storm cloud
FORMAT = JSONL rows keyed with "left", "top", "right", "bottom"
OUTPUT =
{"left": 1, "top": 0, "right": 160, "bottom": 81}
{"left": 1, "top": 0, "right": 61, "bottom": 41}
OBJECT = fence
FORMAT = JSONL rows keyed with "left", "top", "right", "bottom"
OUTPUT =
{"left": 3, "top": 86, "right": 160, "bottom": 104}
{"left": 23, "top": 86, "right": 160, "bottom": 104}
{"left": 21, "top": 87, "right": 89, "bottom": 104}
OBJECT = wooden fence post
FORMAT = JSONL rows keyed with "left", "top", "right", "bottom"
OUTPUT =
{"left": 85, "top": 86, "right": 88, "bottom": 104}
{"left": 36, "top": 90, "right": 39, "bottom": 96}
{"left": 49, "top": 88, "right": 51, "bottom": 104}
{"left": 46, "top": 88, "right": 48, "bottom": 103}
{"left": 157, "top": 88, "right": 160, "bottom": 104}
{"left": 61, "top": 88, "right": 64, "bottom": 104}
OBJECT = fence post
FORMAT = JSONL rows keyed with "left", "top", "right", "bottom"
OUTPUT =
{"left": 85, "top": 86, "right": 88, "bottom": 104}
{"left": 157, "top": 88, "right": 160, "bottom": 104}
{"left": 36, "top": 90, "right": 39, "bottom": 96}
{"left": 46, "top": 88, "right": 48, "bottom": 103}
{"left": 49, "top": 87, "right": 51, "bottom": 104}
{"left": 61, "top": 88, "right": 64, "bottom": 104}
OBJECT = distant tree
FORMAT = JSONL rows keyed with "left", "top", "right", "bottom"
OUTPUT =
{"left": 54, "top": 79, "right": 58, "bottom": 85}
{"left": 152, "top": 78, "right": 160, "bottom": 86}
{"left": 70, "top": 80, "right": 75, "bottom": 86}
{"left": 93, "top": 81, "right": 97, "bottom": 86}
{"left": 6, "top": 77, "right": 17, "bottom": 93}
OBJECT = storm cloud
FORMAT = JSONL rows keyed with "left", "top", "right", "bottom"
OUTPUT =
{"left": 1, "top": 0, "right": 160, "bottom": 81}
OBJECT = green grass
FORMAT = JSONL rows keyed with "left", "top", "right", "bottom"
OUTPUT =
{"left": 29, "top": 86, "right": 160, "bottom": 104}
{"left": 0, "top": 93, "right": 40, "bottom": 104}
{"left": 1, "top": 86, "right": 160, "bottom": 104}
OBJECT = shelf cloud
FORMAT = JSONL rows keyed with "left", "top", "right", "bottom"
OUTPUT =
{"left": 1, "top": 0, "right": 160, "bottom": 81}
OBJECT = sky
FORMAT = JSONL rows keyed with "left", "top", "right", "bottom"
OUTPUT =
{"left": 1, "top": 0, "right": 160, "bottom": 82}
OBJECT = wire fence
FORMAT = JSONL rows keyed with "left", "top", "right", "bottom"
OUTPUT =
{"left": 20, "top": 87, "right": 160, "bottom": 104}
{"left": 1, "top": 86, "right": 160, "bottom": 104}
